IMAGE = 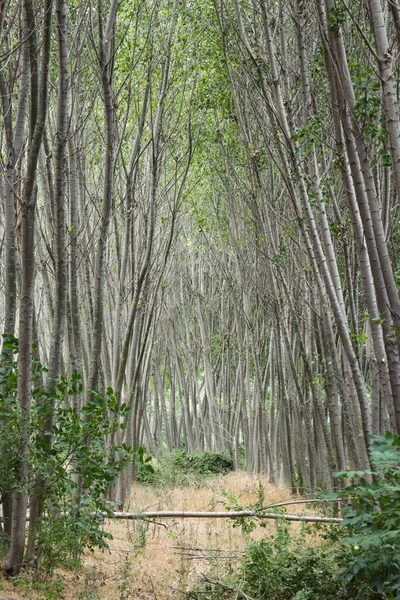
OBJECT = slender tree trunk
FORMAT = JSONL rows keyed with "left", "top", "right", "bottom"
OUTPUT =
{"left": 6, "top": 0, "right": 52, "bottom": 575}
{"left": 87, "top": 0, "right": 117, "bottom": 394}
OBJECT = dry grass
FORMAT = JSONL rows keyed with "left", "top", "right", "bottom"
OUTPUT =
{"left": 0, "top": 473, "right": 299, "bottom": 599}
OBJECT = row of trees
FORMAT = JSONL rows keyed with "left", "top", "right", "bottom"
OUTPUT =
{"left": 0, "top": 0, "right": 399, "bottom": 575}
{"left": 0, "top": 0, "right": 193, "bottom": 574}
{"left": 146, "top": 0, "right": 400, "bottom": 485}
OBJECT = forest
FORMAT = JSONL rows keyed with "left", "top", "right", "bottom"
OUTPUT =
{"left": 0, "top": 0, "right": 400, "bottom": 597}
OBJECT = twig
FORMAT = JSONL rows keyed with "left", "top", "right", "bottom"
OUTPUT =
{"left": 258, "top": 498, "right": 341, "bottom": 511}
{"left": 146, "top": 518, "right": 168, "bottom": 529}
{"left": 201, "top": 574, "right": 254, "bottom": 600}
{"left": 147, "top": 574, "right": 159, "bottom": 600}
{"left": 167, "top": 584, "right": 191, "bottom": 598}
{"left": 169, "top": 545, "right": 242, "bottom": 553}
{"left": 174, "top": 554, "right": 242, "bottom": 560}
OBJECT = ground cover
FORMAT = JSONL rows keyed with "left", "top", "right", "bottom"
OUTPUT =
{"left": 0, "top": 473, "right": 296, "bottom": 599}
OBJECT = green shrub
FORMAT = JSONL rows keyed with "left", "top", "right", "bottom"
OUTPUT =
{"left": 33, "top": 515, "right": 96, "bottom": 572}
{"left": 0, "top": 335, "right": 21, "bottom": 508}
{"left": 27, "top": 378, "right": 134, "bottom": 571}
{"left": 190, "top": 520, "right": 382, "bottom": 600}
{"left": 179, "top": 450, "right": 233, "bottom": 474}
{"left": 239, "top": 523, "right": 381, "bottom": 600}
{"left": 12, "top": 572, "right": 65, "bottom": 600}
{"left": 332, "top": 432, "right": 400, "bottom": 599}
{"left": 140, "top": 449, "right": 233, "bottom": 485}
{"left": 0, "top": 335, "right": 154, "bottom": 574}
{"left": 189, "top": 433, "right": 400, "bottom": 600}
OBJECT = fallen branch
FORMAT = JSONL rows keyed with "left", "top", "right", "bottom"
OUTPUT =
{"left": 169, "top": 546, "right": 242, "bottom": 552}
{"left": 260, "top": 498, "right": 341, "bottom": 511}
{"left": 174, "top": 554, "right": 241, "bottom": 560}
{"left": 105, "top": 510, "right": 343, "bottom": 523}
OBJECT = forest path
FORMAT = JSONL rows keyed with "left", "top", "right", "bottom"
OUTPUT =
{"left": 62, "top": 472, "right": 298, "bottom": 600}
{"left": 0, "top": 473, "right": 303, "bottom": 599}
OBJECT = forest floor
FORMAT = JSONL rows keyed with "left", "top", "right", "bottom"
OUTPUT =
{"left": 0, "top": 473, "right": 303, "bottom": 599}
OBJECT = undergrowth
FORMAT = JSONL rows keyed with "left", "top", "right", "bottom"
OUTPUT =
{"left": 0, "top": 335, "right": 153, "bottom": 583}
{"left": 189, "top": 433, "right": 400, "bottom": 600}
{"left": 189, "top": 520, "right": 384, "bottom": 600}
{"left": 2, "top": 429, "right": 398, "bottom": 599}
{"left": 139, "top": 449, "right": 234, "bottom": 486}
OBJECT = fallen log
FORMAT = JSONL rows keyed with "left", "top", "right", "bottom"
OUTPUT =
{"left": 106, "top": 510, "right": 342, "bottom": 523}
{"left": 12, "top": 509, "right": 342, "bottom": 524}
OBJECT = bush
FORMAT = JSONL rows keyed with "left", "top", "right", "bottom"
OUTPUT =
{"left": 238, "top": 522, "right": 382, "bottom": 600}
{"left": 32, "top": 515, "right": 99, "bottom": 573}
{"left": 333, "top": 432, "right": 400, "bottom": 599}
{"left": 139, "top": 449, "right": 234, "bottom": 486}
{"left": 0, "top": 335, "right": 154, "bottom": 574}
{"left": 27, "top": 377, "right": 133, "bottom": 571}
{"left": 190, "top": 519, "right": 383, "bottom": 600}
{"left": 189, "top": 433, "right": 399, "bottom": 600}
{"left": 175, "top": 450, "right": 233, "bottom": 475}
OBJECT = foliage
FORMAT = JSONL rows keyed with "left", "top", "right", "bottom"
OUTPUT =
{"left": 0, "top": 335, "right": 154, "bottom": 572}
{"left": 221, "top": 480, "right": 268, "bottom": 534}
{"left": 190, "top": 521, "right": 382, "bottom": 600}
{"left": 11, "top": 571, "right": 65, "bottom": 600}
{"left": 332, "top": 432, "right": 400, "bottom": 598}
{"left": 190, "top": 434, "right": 399, "bottom": 600}
{"left": 173, "top": 449, "right": 232, "bottom": 474}
{"left": 0, "top": 335, "right": 21, "bottom": 506}
{"left": 140, "top": 449, "right": 233, "bottom": 486}
{"left": 79, "top": 567, "right": 102, "bottom": 600}
{"left": 328, "top": 4, "right": 346, "bottom": 32}
{"left": 239, "top": 522, "right": 347, "bottom": 600}
{"left": 117, "top": 555, "right": 132, "bottom": 600}
{"left": 171, "top": 450, "right": 233, "bottom": 475}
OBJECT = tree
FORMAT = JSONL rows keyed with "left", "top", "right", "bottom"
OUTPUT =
{"left": 5, "top": 0, "right": 53, "bottom": 575}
